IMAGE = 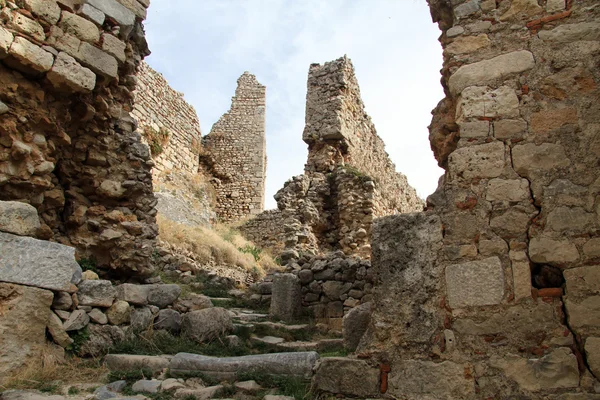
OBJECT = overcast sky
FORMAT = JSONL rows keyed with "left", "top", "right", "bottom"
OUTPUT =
{"left": 144, "top": 0, "right": 445, "bottom": 210}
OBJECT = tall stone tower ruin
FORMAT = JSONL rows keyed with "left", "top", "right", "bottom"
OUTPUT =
{"left": 201, "top": 72, "right": 267, "bottom": 223}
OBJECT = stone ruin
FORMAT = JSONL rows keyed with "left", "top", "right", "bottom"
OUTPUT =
{"left": 200, "top": 72, "right": 267, "bottom": 223}
{"left": 0, "top": 0, "right": 156, "bottom": 278}
{"left": 312, "top": 0, "right": 600, "bottom": 399}
{"left": 0, "top": 0, "right": 599, "bottom": 398}
{"left": 241, "top": 56, "right": 424, "bottom": 259}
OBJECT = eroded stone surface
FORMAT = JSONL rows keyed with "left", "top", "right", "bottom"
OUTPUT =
{"left": 0, "top": 232, "right": 81, "bottom": 291}
{"left": 446, "top": 257, "right": 505, "bottom": 308}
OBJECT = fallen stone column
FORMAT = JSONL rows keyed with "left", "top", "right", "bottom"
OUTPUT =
{"left": 168, "top": 352, "right": 319, "bottom": 380}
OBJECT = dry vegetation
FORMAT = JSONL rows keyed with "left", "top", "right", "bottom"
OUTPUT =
{"left": 157, "top": 214, "right": 278, "bottom": 277}
{"left": 1, "top": 351, "right": 108, "bottom": 393}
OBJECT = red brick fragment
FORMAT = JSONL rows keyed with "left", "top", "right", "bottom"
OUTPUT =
{"left": 380, "top": 364, "right": 391, "bottom": 394}
{"left": 527, "top": 10, "right": 572, "bottom": 29}
{"left": 538, "top": 288, "right": 563, "bottom": 297}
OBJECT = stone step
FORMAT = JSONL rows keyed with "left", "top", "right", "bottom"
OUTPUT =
{"left": 253, "top": 321, "right": 309, "bottom": 332}
{"left": 208, "top": 297, "right": 235, "bottom": 303}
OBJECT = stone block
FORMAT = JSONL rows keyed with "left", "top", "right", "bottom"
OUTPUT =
{"left": 46, "top": 26, "right": 81, "bottom": 57}
{"left": 490, "top": 348, "right": 579, "bottom": 391}
{"left": 0, "top": 200, "right": 40, "bottom": 236}
{"left": 494, "top": 119, "right": 527, "bottom": 139}
{"left": 445, "top": 256, "right": 505, "bottom": 309}
{"left": 564, "top": 266, "right": 600, "bottom": 302}
{"left": 270, "top": 273, "right": 302, "bottom": 322}
{"left": 448, "top": 51, "right": 535, "bottom": 95}
{"left": 101, "top": 33, "right": 126, "bottom": 63}
{"left": 0, "top": 283, "right": 54, "bottom": 377}
{"left": 499, "top": 0, "right": 542, "bottom": 21}
{"left": 0, "top": 26, "right": 13, "bottom": 59}
{"left": 47, "top": 311, "right": 74, "bottom": 348}
{"left": 479, "top": 237, "right": 508, "bottom": 256}
{"left": 342, "top": 302, "right": 371, "bottom": 351}
{"left": 131, "top": 307, "right": 153, "bottom": 333}
{"left": 447, "top": 26, "right": 464, "bottom": 38}
{"left": 155, "top": 309, "right": 182, "bottom": 333}
{"left": 583, "top": 238, "right": 600, "bottom": 258}
{"left": 512, "top": 143, "right": 570, "bottom": 177}
{"left": 457, "top": 86, "right": 520, "bottom": 120}
{"left": 9, "top": 13, "right": 45, "bottom": 41}
{"left": 63, "top": 309, "right": 90, "bottom": 331}
{"left": 322, "top": 281, "right": 352, "bottom": 300}
{"left": 77, "top": 279, "right": 117, "bottom": 307}
{"left": 312, "top": 358, "right": 379, "bottom": 398}
{"left": 104, "top": 354, "right": 171, "bottom": 373}
{"left": 116, "top": 283, "right": 149, "bottom": 305}
{"left": 47, "top": 52, "right": 96, "bottom": 93}
{"left": 585, "top": 337, "right": 600, "bottom": 378}
{"left": 7, "top": 37, "right": 54, "bottom": 74}
{"left": 0, "top": 232, "right": 81, "bottom": 291}
{"left": 75, "top": 42, "right": 118, "bottom": 81}
{"left": 388, "top": 360, "right": 475, "bottom": 398}
{"left": 512, "top": 260, "right": 532, "bottom": 301}
{"left": 486, "top": 178, "right": 530, "bottom": 202}
{"left": 83, "top": 0, "right": 135, "bottom": 36}
{"left": 539, "top": 23, "right": 600, "bottom": 43}
{"left": 59, "top": 11, "right": 100, "bottom": 43}
{"left": 181, "top": 307, "right": 233, "bottom": 343}
{"left": 117, "top": 0, "right": 147, "bottom": 19}
{"left": 79, "top": 4, "right": 105, "bottom": 26}
{"left": 147, "top": 284, "right": 181, "bottom": 308}
{"left": 169, "top": 352, "right": 319, "bottom": 380}
{"left": 546, "top": 0, "right": 565, "bottom": 13}
{"left": 459, "top": 120, "right": 490, "bottom": 138}
{"left": 531, "top": 108, "right": 578, "bottom": 134}
{"left": 106, "top": 300, "right": 131, "bottom": 325}
{"left": 23, "top": 0, "right": 61, "bottom": 24}
{"left": 446, "top": 34, "right": 490, "bottom": 55}
{"left": 546, "top": 207, "right": 596, "bottom": 234}
{"left": 88, "top": 308, "right": 107, "bottom": 324}
{"left": 454, "top": 0, "right": 481, "bottom": 18}
{"left": 490, "top": 208, "right": 533, "bottom": 238}
{"left": 448, "top": 141, "right": 505, "bottom": 180}
{"left": 454, "top": 302, "right": 558, "bottom": 335}
{"left": 529, "top": 236, "right": 580, "bottom": 264}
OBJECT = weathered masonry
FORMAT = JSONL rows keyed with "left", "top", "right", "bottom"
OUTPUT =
{"left": 242, "top": 57, "right": 423, "bottom": 259}
{"left": 132, "top": 61, "right": 202, "bottom": 176}
{"left": 0, "top": 0, "right": 156, "bottom": 277}
{"left": 200, "top": 72, "right": 267, "bottom": 223}
{"left": 313, "top": 1, "right": 600, "bottom": 399}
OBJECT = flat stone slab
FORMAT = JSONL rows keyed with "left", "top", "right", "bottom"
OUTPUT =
{"left": 254, "top": 321, "right": 309, "bottom": 332}
{"left": 169, "top": 351, "right": 319, "bottom": 380}
{"left": 0, "top": 232, "right": 81, "bottom": 291}
{"left": 251, "top": 335, "right": 286, "bottom": 345}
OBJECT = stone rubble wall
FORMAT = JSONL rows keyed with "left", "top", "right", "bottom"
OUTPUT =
{"left": 132, "top": 61, "right": 202, "bottom": 175}
{"left": 242, "top": 57, "right": 423, "bottom": 259}
{"left": 0, "top": 0, "right": 158, "bottom": 277}
{"left": 200, "top": 72, "right": 267, "bottom": 223}
{"left": 238, "top": 209, "right": 287, "bottom": 256}
{"left": 345, "top": 1, "right": 600, "bottom": 399}
{"left": 303, "top": 56, "right": 424, "bottom": 218}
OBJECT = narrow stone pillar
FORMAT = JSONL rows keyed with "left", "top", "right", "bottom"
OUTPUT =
{"left": 270, "top": 273, "right": 302, "bottom": 322}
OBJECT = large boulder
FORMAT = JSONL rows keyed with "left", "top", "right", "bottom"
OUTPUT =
{"left": 131, "top": 307, "right": 154, "bottom": 333}
{"left": 77, "top": 280, "right": 117, "bottom": 307}
{"left": 181, "top": 307, "right": 233, "bottom": 343}
{"left": 342, "top": 302, "right": 371, "bottom": 351}
{"left": 0, "top": 232, "right": 81, "bottom": 291}
{"left": 0, "top": 201, "right": 40, "bottom": 236}
{"left": 173, "top": 293, "right": 214, "bottom": 313}
{"left": 106, "top": 300, "right": 131, "bottom": 325}
{"left": 0, "top": 283, "right": 53, "bottom": 379}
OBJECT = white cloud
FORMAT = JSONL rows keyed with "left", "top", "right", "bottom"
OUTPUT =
{"left": 144, "top": 0, "right": 445, "bottom": 209}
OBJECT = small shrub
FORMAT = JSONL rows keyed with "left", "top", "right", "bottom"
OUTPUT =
{"left": 68, "top": 387, "right": 80, "bottom": 395}
{"left": 66, "top": 327, "right": 90, "bottom": 354}
{"left": 142, "top": 126, "right": 170, "bottom": 157}
{"left": 239, "top": 245, "right": 262, "bottom": 262}
{"left": 77, "top": 257, "right": 98, "bottom": 274}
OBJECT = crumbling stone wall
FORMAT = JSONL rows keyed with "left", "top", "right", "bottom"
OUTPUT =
{"left": 0, "top": 0, "right": 157, "bottom": 277}
{"left": 132, "top": 61, "right": 202, "bottom": 175}
{"left": 200, "top": 72, "right": 267, "bottom": 223}
{"left": 242, "top": 57, "right": 423, "bottom": 259}
{"left": 344, "top": 1, "right": 600, "bottom": 399}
